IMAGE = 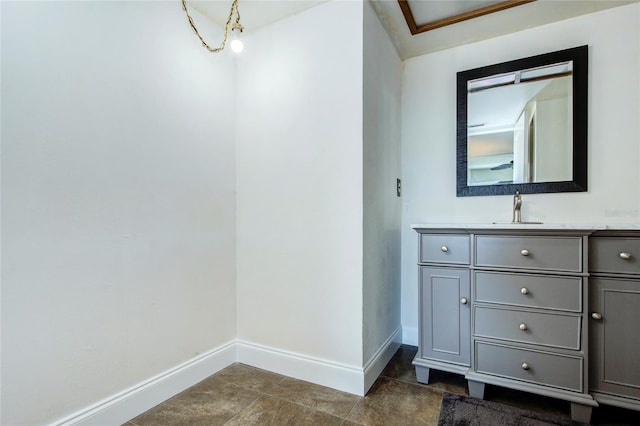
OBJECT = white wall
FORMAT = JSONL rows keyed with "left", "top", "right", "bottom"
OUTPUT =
{"left": 235, "top": 0, "right": 364, "bottom": 378}
{"left": 1, "top": 2, "right": 237, "bottom": 424}
{"left": 401, "top": 4, "right": 640, "bottom": 344}
{"left": 362, "top": 0, "right": 402, "bottom": 368}
{"left": 534, "top": 96, "right": 572, "bottom": 182}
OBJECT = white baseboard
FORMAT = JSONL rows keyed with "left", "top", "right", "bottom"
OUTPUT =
{"left": 53, "top": 333, "right": 406, "bottom": 425}
{"left": 53, "top": 341, "right": 236, "bottom": 426}
{"left": 236, "top": 340, "right": 366, "bottom": 396}
{"left": 363, "top": 327, "right": 402, "bottom": 393}
{"left": 402, "top": 326, "right": 418, "bottom": 346}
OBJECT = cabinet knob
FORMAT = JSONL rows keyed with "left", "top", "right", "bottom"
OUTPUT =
{"left": 592, "top": 312, "right": 603, "bottom": 320}
{"left": 460, "top": 297, "right": 468, "bottom": 305}
{"left": 521, "top": 362, "right": 531, "bottom": 370}
{"left": 620, "top": 252, "right": 632, "bottom": 260}
{"left": 519, "top": 323, "right": 528, "bottom": 331}
{"left": 441, "top": 246, "right": 449, "bottom": 253}
{"left": 520, "top": 287, "right": 530, "bottom": 295}
{"left": 520, "top": 249, "right": 530, "bottom": 256}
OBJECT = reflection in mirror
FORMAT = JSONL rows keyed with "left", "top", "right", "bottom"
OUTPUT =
{"left": 468, "top": 62, "right": 573, "bottom": 186}
{"left": 457, "top": 46, "right": 588, "bottom": 197}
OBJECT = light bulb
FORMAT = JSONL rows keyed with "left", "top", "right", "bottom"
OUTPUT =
{"left": 230, "top": 25, "right": 244, "bottom": 53}
{"left": 230, "top": 38, "right": 244, "bottom": 53}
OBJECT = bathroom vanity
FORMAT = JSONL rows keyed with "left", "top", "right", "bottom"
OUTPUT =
{"left": 412, "top": 224, "right": 640, "bottom": 423}
{"left": 589, "top": 229, "right": 640, "bottom": 411}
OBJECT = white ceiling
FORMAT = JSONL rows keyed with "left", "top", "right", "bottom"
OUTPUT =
{"left": 191, "top": 0, "right": 637, "bottom": 60}
{"left": 190, "top": 0, "right": 329, "bottom": 31}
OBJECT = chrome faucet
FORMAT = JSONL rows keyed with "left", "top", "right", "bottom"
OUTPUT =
{"left": 513, "top": 191, "right": 522, "bottom": 223}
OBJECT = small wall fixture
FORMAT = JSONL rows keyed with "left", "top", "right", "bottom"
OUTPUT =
{"left": 182, "top": 0, "right": 244, "bottom": 53}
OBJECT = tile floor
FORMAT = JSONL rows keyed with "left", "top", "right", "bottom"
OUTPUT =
{"left": 126, "top": 345, "right": 640, "bottom": 425}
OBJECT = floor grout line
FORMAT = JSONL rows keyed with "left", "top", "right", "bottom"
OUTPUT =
{"left": 341, "top": 397, "right": 364, "bottom": 426}
{"left": 221, "top": 394, "right": 270, "bottom": 425}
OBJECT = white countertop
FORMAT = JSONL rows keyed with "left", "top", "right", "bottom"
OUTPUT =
{"left": 599, "top": 224, "right": 640, "bottom": 230}
{"left": 410, "top": 223, "right": 610, "bottom": 231}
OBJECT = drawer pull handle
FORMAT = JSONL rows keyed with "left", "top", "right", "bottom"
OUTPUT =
{"left": 620, "top": 252, "right": 632, "bottom": 260}
{"left": 519, "top": 323, "right": 528, "bottom": 331}
{"left": 520, "top": 249, "right": 530, "bottom": 256}
{"left": 441, "top": 246, "right": 449, "bottom": 253}
{"left": 520, "top": 287, "right": 529, "bottom": 295}
{"left": 592, "top": 312, "right": 603, "bottom": 320}
{"left": 521, "top": 362, "right": 531, "bottom": 370}
{"left": 460, "top": 298, "right": 468, "bottom": 305}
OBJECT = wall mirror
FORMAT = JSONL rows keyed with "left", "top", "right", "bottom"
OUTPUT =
{"left": 456, "top": 45, "right": 588, "bottom": 197}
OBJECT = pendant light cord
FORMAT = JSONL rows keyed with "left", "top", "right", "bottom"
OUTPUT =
{"left": 181, "top": 0, "right": 241, "bottom": 53}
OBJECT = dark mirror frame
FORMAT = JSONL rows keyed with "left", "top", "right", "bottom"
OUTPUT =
{"left": 456, "top": 45, "right": 588, "bottom": 197}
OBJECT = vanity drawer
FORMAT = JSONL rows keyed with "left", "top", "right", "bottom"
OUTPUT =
{"left": 474, "top": 307, "right": 581, "bottom": 350}
{"left": 474, "top": 271, "right": 582, "bottom": 312}
{"left": 475, "top": 342, "right": 583, "bottom": 392}
{"left": 475, "top": 235, "right": 582, "bottom": 272}
{"left": 420, "top": 233, "right": 470, "bottom": 265}
{"left": 590, "top": 237, "right": 640, "bottom": 275}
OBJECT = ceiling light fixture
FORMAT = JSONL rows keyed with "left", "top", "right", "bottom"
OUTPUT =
{"left": 181, "top": 0, "right": 244, "bottom": 53}
{"left": 229, "top": 23, "right": 244, "bottom": 53}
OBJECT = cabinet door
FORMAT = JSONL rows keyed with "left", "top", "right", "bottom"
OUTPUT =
{"left": 590, "top": 277, "right": 640, "bottom": 399}
{"left": 420, "top": 266, "right": 470, "bottom": 366}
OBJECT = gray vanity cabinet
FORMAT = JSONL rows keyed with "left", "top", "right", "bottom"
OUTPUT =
{"left": 419, "top": 267, "right": 470, "bottom": 366}
{"left": 467, "top": 232, "right": 596, "bottom": 423}
{"left": 589, "top": 233, "right": 640, "bottom": 411}
{"left": 414, "top": 233, "right": 471, "bottom": 383}
{"left": 412, "top": 226, "right": 599, "bottom": 423}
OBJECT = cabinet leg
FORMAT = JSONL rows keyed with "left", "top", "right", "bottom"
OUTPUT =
{"left": 570, "top": 403, "right": 592, "bottom": 423}
{"left": 415, "top": 366, "right": 430, "bottom": 384}
{"left": 468, "top": 380, "right": 486, "bottom": 399}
